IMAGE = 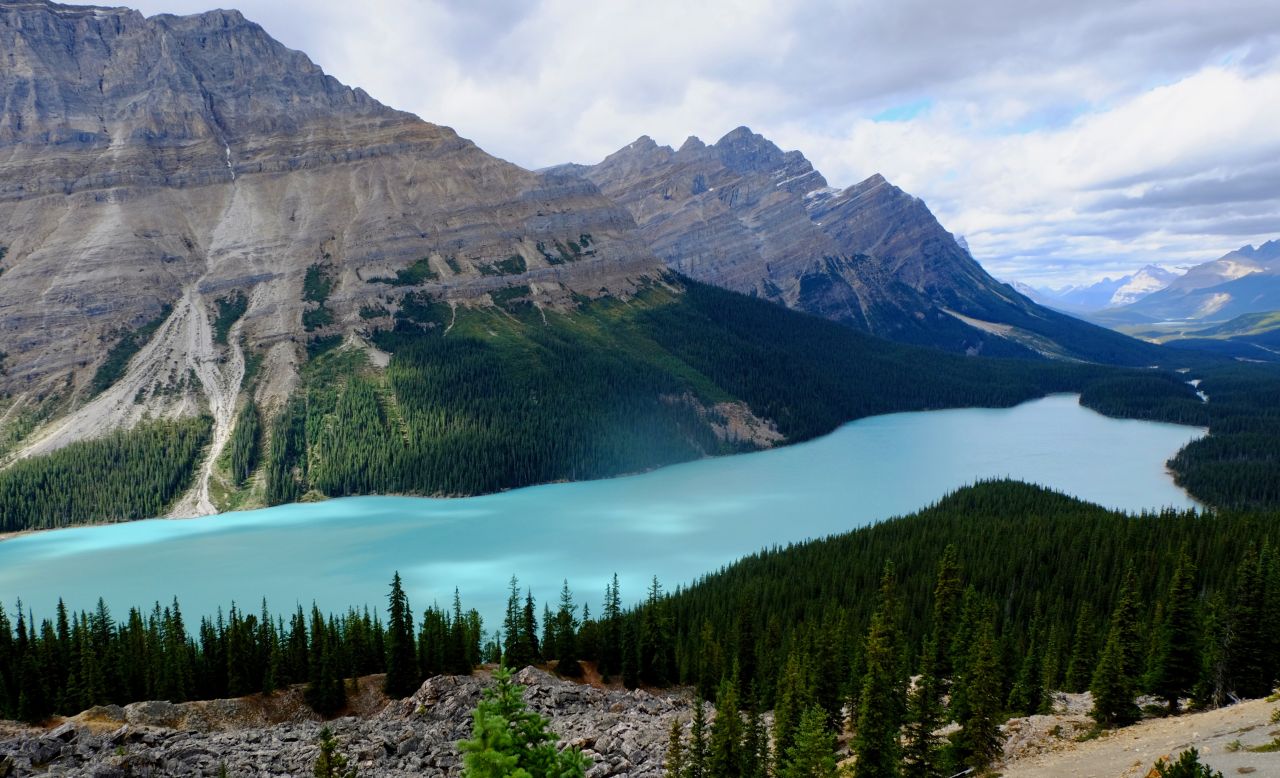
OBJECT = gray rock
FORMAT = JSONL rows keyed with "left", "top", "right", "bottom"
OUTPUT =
{"left": 0, "top": 668, "right": 692, "bottom": 777}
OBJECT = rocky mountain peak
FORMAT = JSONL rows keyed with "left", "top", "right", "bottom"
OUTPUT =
{"left": 712, "top": 125, "right": 787, "bottom": 173}
{"left": 0, "top": 0, "right": 664, "bottom": 468}
{"left": 677, "top": 135, "right": 706, "bottom": 153}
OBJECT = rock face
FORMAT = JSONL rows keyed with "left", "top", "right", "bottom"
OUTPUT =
{"left": 0, "top": 0, "right": 659, "bottom": 409}
{"left": 0, "top": 668, "right": 689, "bottom": 777}
{"left": 565, "top": 128, "right": 1156, "bottom": 362}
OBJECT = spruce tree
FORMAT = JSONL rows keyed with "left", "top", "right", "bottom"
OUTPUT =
{"left": 457, "top": 667, "right": 588, "bottom": 778}
{"left": 1007, "top": 600, "right": 1046, "bottom": 715}
{"left": 949, "top": 604, "right": 1005, "bottom": 774}
{"left": 902, "top": 646, "right": 944, "bottom": 778}
{"left": 383, "top": 572, "right": 418, "bottom": 698}
{"left": 773, "top": 648, "right": 817, "bottom": 760}
{"left": 1149, "top": 550, "right": 1200, "bottom": 713}
{"left": 687, "top": 699, "right": 708, "bottom": 778}
{"left": 1063, "top": 604, "right": 1096, "bottom": 694}
{"left": 780, "top": 706, "right": 838, "bottom": 778}
{"left": 1089, "top": 625, "right": 1139, "bottom": 727}
{"left": 522, "top": 591, "right": 541, "bottom": 665}
{"left": 1153, "top": 748, "right": 1223, "bottom": 778}
{"left": 852, "top": 562, "right": 905, "bottom": 778}
{"left": 1225, "top": 548, "right": 1266, "bottom": 698}
{"left": 555, "top": 580, "right": 581, "bottom": 677}
{"left": 929, "top": 544, "right": 963, "bottom": 693}
{"left": 1112, "top": 566, "right": 1145, "bottom": 683}
{"left": 707, "top": 676, "right": 744, "bottom": 778}
{"left": 313, "top": 726, "right": 358, "bottom": 778}
{"left": 664, "top": 718, "right": 686, "bottom": 778}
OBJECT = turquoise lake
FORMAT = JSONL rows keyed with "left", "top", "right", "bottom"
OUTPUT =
{"left": 0, "top": 394, "right": 1205, "bottom": 626}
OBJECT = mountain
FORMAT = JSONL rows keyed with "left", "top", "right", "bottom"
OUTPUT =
{"left": 0, "top": 0, "right": 661, "bottom": 503}
{"left": 1098, "top": 241, "right": 1280, "bottom": 324}
{"left": 1110, "top": 264, "right": 1180, "bottom": 306}
{"left": 1011, "top": 264, "right": 1178, "bottom": 313}
{"left": 557, "top": 129, "right": 1162, "bottom": 364}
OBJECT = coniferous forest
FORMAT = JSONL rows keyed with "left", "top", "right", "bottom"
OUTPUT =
{"left": 3, "top": 482, "right": 1276, "bottom": 775}
{"left": 0, "top": 418, "right": 210, "bottom": 532}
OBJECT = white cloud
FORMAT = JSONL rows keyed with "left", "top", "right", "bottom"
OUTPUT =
{"left": 103, "top": 0, "right": 1280, "bottom": 285}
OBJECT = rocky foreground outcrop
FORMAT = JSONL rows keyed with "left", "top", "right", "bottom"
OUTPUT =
{"left": 0, "top": 668, "right": 687, "bottom": 777}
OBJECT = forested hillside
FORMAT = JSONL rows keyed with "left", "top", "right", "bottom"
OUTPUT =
{"left": 2, "top": 482, "right": 1274, "bottom": 774}
{"left": 0, "top": 418, "right": 210, "bottom": 532}
{"left": 5, "top": 277, "right": 1276, "bottom": 532}
{"left": 263, "top": 279, "right": 1122, "bottom": 505}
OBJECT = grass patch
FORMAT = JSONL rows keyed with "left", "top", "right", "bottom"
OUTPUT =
{"left": 480, "top": 254, "right": 527, "bottom": 276}
{"left": 490, "top": 285, "right": 533, "bottom": 314}
{"left": 306, "top": 335, "right": 343, "bottom": 359}
{"left": 387, "top": 257, "right": 438, "bottom": 286}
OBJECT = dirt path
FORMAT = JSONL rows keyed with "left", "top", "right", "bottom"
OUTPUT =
{"left": 1002, "top": 697, "right": 1280, "bottom": 777}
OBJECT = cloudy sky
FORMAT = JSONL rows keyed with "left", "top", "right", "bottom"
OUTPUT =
{"left": 117, "top": 0, "right": 1280, "bottom": 287}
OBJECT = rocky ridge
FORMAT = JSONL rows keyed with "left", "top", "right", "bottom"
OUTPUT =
{"left": 0, "top": 0, "right": 660, "bottom": 444}
{"left": 563, "top": 128, "right": 1160, "bottom": 363}
{"left": 0, "top": 0, "right": 665, "bottom": 500}
{"left": 0, "top": 668, "right": 689, "bottom": 777}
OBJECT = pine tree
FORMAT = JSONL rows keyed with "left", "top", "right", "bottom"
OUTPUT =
{"left": 687, "top": 698, "right": 708, "bottom": 778}
{"left": 313, "top": 726, "right": 358, "bottom": 778}
{"left": 1089, "top": 625, "right": 1139, "bottom": 727}
{"left": 852, "top": 562, "right": 905, "bottom": 778}
{"left": 779, "top": 706, "right": 838, "bottom": 778}
{"left": 1063, "top": 604, "right": 1096, "bottom": 694}
{"left": 665, "top": 718, "right": 686, "bottom": 778}
{"left": 1225, "top": 548, "right": 1267, "bottom": 698}
{"left": 949, "top": 604, "right": 1005, "bottom": 774}
{"left": 555, "top": 580, "right": 581, "bottom": 678}
{"left": 457, "top": 666, "right": 588, "bottom": 778}
{"left": 1149, "top": 549, "right": 1200, "bottom": 713}
{"left": 383, "top": 572, "right": 418, "bottom": 698}
{"left": 902, "top": 646, "right": 945, "bottom": 778}
{"left": 707, "top": 675, "right": 744, "bottom": 778}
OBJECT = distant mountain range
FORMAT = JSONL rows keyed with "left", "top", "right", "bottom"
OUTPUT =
{"left": 1094, "top": 240, "right": 1280, "bottom": 326}
{"left": 1017, "top": 265, "right": 1181, "bottom": 313}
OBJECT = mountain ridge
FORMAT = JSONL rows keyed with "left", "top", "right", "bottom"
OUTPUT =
{"left": 565, "top": 127, "right": 1164, "bottom": 364}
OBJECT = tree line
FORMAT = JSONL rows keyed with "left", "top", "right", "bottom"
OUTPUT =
{"left": 4, "top": 481, "right": 1275, "bottom": 776}
{"left": 0, "top": 417, "right": 210, "bottom": 532}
